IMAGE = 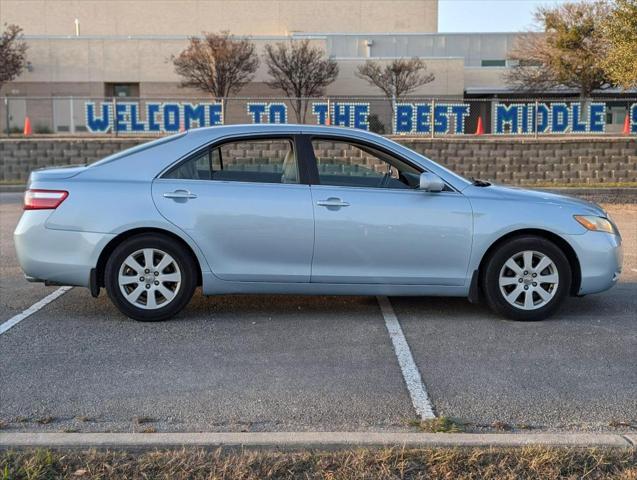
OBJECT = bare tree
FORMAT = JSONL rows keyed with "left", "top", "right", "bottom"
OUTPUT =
{"left": 172, "top": 32, "right": 258, "bottom": 106}
{"left": 356, "top": 58, "right": 435, "bottom": 113}
{"left": 505, "top": 1, "right": 612, "bottom": 98}
{"left": 0, "top": 24, "right": 28, "bottom": 92}
{"left": 263, "top": 39, "right": 339, "bottom": 123}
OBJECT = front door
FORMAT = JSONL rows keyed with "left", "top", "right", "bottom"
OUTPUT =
{"left": 153, "top": 135, "right": 314, "bottom": 283}
{"left": 308, "top": 137, "right": 473, "bottom": 285}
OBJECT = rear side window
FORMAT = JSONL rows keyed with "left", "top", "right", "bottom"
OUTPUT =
{"left": 164, "top": 149, "right": 212, "bottom": 180}
{"left": 164, "top": 138, "right": 298, "bottom": 184}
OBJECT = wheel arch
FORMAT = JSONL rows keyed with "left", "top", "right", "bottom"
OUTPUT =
{"left": 477, "top": 229, "right": 582, "bottom": 297}
{"left": 95, "top": 227, "right": 203, "bottom": 288}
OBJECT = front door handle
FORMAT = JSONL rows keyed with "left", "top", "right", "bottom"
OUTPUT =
{"left": 163, "top": 190, "right": 198, "bottom": 200}
{"left": 317, "top": 197, "right": 350, "bottom": 209}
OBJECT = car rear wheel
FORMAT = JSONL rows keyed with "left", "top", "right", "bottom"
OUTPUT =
{"left": 105, "top": 234, "right": 197, "bottom": 321}
{"left": 483, "top": 236, "right": 571, "bottom": 321}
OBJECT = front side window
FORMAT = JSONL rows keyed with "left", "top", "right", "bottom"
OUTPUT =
{"left": 311, "top": 139, "right": 420, "bottom": 189}
{"left": 164, "top": 138, "right": 298, "bottom": 184}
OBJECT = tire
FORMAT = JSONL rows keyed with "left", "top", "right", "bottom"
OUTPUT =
{"left": 105, "top": 233, "right": 197, "bottom": 321}
{"left": 482, "top": 235, "right": 571, "bottom": 321}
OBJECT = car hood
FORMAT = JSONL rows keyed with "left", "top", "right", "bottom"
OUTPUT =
{"left": 467, "top": 184, "right": 607, "bottom": 216}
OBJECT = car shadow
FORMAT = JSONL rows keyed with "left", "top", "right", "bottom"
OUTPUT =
{"left": 60, "top": 280, "right": 637, "bottom": 326}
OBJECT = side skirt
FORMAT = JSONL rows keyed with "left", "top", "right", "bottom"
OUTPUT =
{"left": 201, "top": 273, "right": 470, "bottom": 297}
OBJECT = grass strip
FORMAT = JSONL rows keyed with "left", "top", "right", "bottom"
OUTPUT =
{"left": 1, "top": 446, "right": 635, "bottom": 479}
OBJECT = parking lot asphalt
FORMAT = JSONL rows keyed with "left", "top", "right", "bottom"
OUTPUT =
{"left": 0, "top": 193, "right": 59, "bottom": 323}
{"left": 1, "top": 192, "right": 635, "bottom": 434}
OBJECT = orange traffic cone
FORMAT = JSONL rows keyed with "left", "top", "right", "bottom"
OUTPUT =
{"left": 623, "top": 113, "right": 631, "bottom": 135}
{"left": 179, "top": 119, "right": 186, "bottom": 133}
{"left": 23, "top": 116, "right": 32, "bottom": 136}
{"left": 475, "top": 116, "right": 484, "bottom": 135}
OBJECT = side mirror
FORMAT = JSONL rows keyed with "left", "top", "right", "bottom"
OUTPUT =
{"left": 419, "top": 172, "right": 445, "bottom": 192}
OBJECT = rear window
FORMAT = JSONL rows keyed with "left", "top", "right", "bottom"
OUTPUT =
{"left": 89, "top": 132, "right": 186, "bottom": 168}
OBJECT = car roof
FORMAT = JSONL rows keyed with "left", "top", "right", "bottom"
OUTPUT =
{"left": 183, "top": 123, "right": 388, "bottom": 143}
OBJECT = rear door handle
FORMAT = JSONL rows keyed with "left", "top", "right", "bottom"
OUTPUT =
{"left": 317, "top": 198, "right": 350, "bottom": 208}
{"left": 163, "top": 190, "right": 197, "bottom": 199}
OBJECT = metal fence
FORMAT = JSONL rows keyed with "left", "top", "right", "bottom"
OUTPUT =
{"left": 2, "top": 96, "right": 636, "bottom": 136}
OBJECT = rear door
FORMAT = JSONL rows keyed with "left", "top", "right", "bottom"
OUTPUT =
{"left": 152, "top": 134, "right": 315, "bottom": 282}
{"left": 307, "top": 136, "right": 473, "bottom": 285}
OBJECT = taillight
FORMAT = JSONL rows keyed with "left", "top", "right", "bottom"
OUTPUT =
{"left": 24, "top": 189, "right": 69, "bottom": 210}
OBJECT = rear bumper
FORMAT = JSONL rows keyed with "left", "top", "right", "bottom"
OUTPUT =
{"left": 14, "top": 211, "right": 114, "bottom": 287}
{"left": 564, "top": 231, "right": 622, "bottom": 295}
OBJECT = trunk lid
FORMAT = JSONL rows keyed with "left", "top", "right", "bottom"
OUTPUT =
{"left": 27, "top": 164, "right": 88, "bottom": 186}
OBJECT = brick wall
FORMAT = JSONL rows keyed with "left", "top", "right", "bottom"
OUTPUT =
{"left": 398, "top": 137, "right": 637, "bottom": 185}
{"left": 1, "top": 136, "right": 636, "bottom": 185}
{"left": 1, "top": 138, "right": 146, "bottom": 182}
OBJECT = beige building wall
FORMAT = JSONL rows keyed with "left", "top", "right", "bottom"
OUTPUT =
{"left": 463, "top": 67, "right": 508, "bottom": 93}
{"left": 2, "top": 37, "right": 322, "bottom": 96}
{"left": 331, "top": 58, "right": 464, "bottom": 97}
{"left": 2, "top": 37, "right": 465, "bottom": 98}
{"left": 0, "top": 0, "right": 438, "bottom": 35}
{"left": 0, "top": 0, "right": 521, "bottom": 101}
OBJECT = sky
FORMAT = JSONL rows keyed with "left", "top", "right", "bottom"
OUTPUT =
{"left": 438, "top": 0, "right": 575, "bottom": 32}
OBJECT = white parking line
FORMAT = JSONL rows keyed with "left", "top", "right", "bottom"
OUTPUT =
{"left": 0, "top": 287, "right": 72, "bottom": 335}
{"left": 377, "top": 296, "right": 435, "bottom": 419}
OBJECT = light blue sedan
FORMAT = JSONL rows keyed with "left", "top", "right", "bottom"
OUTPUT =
{"left": 14, "top": 125, "right": 622, "bottom": 321}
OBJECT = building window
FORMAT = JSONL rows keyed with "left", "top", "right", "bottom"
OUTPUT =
{"left": 608, "top": 107, "right": 627, "bottom": 125}
{"left": 481, "top": 59, "right": 507, "bottom": 67}
{"left": 105, "top": 83, "right": 140, "bottom": 98}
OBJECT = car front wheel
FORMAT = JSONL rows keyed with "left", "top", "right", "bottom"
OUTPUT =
{"left": 105, "top": 234, "right": 197, "bottom": 321}
{"left": 483, "top": 236, "right": 572, "bottom": 321}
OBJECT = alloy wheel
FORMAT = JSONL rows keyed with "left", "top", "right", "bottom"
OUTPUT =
{"left": 498, "top": 250, "right": 559, "bottom": 310}
{"left": 118, "top": 248, "right": 182, "bottom": 310}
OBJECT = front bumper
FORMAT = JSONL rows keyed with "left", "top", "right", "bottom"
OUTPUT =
{"left": 14, "top": 211, "right": 114, "bottom": 287}
{"left": 564, "top": 230, "right": 622, "bottom": 295}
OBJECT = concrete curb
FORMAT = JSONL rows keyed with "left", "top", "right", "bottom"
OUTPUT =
{"left": 0, "top": 432, "right": 633, "bottom": 451}
{"left": 540, "top": 187, "right": 637, "bottom": 195}
{"left": 538, "top": 187, "right": 637, "bottom": 203}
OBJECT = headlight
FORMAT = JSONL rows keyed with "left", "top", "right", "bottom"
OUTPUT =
{"left": 574, "top": 215, "right": 616, "bottom": 234}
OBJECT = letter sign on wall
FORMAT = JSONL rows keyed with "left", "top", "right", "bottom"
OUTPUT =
{"left": 85, "top": 101, "right": 223, "bottom": 133}
{"left": 85, "top": 100, "right": 636, "bottom": 135}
